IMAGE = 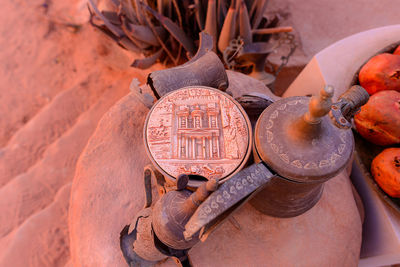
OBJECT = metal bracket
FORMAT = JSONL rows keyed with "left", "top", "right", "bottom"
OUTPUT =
{"left": 329, "top": 85, "right": 369, "bottom": 129}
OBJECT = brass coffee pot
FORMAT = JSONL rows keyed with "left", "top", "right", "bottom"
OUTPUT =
{"left": 121, "top": 84, "right": 368, "bottom": 266}
{"left": 184, "top": 84, "right": 368, "bottom": 239}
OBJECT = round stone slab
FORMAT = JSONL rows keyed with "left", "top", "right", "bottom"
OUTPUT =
{"left": 144, "top": 86, "right": 252, "bottom": 187}
{"left": 255, "top": 96, "right": 354, "bottom": 183}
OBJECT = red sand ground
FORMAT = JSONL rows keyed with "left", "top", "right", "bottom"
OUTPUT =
{"left": 0, "top": 0, "right": 161, "bottom": 265}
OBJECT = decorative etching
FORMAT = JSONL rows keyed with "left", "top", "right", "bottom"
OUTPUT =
{"left": 304, "top": 162, "right": 318, "bottom": 170}
{"left": 277, "top": 104, "right": 287, "bottom": 110}
{"left": 270, "top": 110, "right": 279, "bottom": 119}
{"left": 267, "top": 130, "right": 273, "bottom": 142}
{"left": 319, "top": 160, "right": 330, "bottom": 168}
{"left": 338, "top": 143, "right": 346, "bottom": 155}
{"left": 266, "top": 120, "right": 273, "bottom": 129}
{"left": 271, "top": 143, "right": 279, "bottom": 153}
{"left": 279, "top": 153, "right": 290, "bottom": 164}
{"left": 265, "top": 100, "right": 349, "bottom": 170}
{"left": 340, "top": 131, "right": 347, "bottom": 143}
{"left": 330, "top": 153, "right": 341, "bottom": 163}
{"left": 291, "top": 160, "right": 302, "bottom": 168}
{"left": 190, "top": 164, "right": 273, "bottom": 225}
{"left": 223, "top": 191, "right": 230, "bottom": 199}
{"left": 230, "top": 186, "right": 237, "bottom": 194}
{"left": 146, "top": 88, "right": 249, "bottom": 179}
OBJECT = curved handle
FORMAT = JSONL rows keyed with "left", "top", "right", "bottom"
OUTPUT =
{"left": 183, "top": 163, "right": 275, "bottom": 240}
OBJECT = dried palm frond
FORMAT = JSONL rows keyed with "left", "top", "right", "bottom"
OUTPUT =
{"left": 88, "top": 0, "right": 293, "bottom": 69}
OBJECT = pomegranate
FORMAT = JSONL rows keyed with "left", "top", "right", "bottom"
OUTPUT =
{"left": 394, "top": 45, "right": 400, "bottom": 56}
{"left": 354, "top": 90, "right": 400, "bottom": 146}
{"left": 359, "top": 53, "right": 400, "bottom": 95}
{"left": 371, "top": 148, "right": 400, "bottom": 198}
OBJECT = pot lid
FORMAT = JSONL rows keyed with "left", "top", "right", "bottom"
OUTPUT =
{"left": 144, "top": 86, "right": 252, "bottom": 187}
{"left": 254, "top": 86, "right": 354, "bottom": 183}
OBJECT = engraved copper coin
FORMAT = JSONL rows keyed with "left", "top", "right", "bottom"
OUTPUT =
{"left": 144, "top": 86, "right": 252, "bottom": 187}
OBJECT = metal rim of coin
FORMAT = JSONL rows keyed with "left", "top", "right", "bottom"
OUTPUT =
{"left": 144, "top": 86, "right": 252, "bottom": 188}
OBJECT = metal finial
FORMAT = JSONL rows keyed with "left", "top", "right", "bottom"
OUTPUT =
{"left": 304, "top": 85, "right": 334, "bottom": 124}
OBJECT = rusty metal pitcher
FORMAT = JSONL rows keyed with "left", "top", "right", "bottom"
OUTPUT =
{"left": 121, "top": 83, "right": 368, "bottom": 266}
{"left": 184, "top": 84, "right": 369, "bottom": 239}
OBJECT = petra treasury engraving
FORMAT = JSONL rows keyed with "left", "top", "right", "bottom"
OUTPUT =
{"left": 144, "top": 86, "right": 251, "bottom": 182}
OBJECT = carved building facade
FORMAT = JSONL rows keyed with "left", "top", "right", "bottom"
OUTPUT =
{"left": 174, "top": 103, "right": 223, "bottom": 160}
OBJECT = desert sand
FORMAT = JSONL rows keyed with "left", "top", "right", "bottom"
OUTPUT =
{"left": 0, "top": 0, "right": 397, "bottom": 266}
{"left": 0, "top": 0, "right": 161, "bottom": 265}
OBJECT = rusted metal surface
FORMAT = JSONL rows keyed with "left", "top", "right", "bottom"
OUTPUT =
{"left": 120, "top": 208, "right": 166, "bottom": 265}
{"left": 144, "top": 86, "right": 252, "bottom": 187}
{"left": 147, "top": 32, "right": 228, "bottom": 98}
{"left": 121, "top": 170, "right": 218, "bottom": 266}
{"left": 152, "top": 178, "right": 218, "bottom": 250}
{"left": 185, "top": 85, "right": 368, "bottom": 225}
{"left": 184, "top": 163, "right": 275, "bottom": 240}
{"left": 248, "top": 175, "right": 324, "bottom": 217}
{"left": 249, "top": 85, "right": 369, "bottom": 216}
{"left": 127, "top": 82, "right": 369, "bottom": 265}
{"left": 254, "top": 87, "right": 354, "bottom": 183}
{"left": 147, "top": 51, "right": 228, "bottom": 98}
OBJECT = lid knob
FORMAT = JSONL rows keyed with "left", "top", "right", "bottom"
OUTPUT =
{"left": 304, "top": 85, "right": 334, "bottom": 124}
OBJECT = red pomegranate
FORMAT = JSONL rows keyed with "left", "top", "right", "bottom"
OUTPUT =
{"left": 371, "top": 148, "right": 400, "bottom": 198}
{"left": 354, "top": 90, "right": 400, "bottom": 146}
{"left": 359, "top": 53, "right": 400, "bottom": 95}
{"left": 393, "top": 45, "right": 400, "bottom": 56}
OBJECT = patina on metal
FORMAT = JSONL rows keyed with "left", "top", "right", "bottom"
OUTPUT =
{"left": 152, "top": 177, "right": 219, "bottom": 250}
{"left": 123, "top": 83, "right": 369, "bottom": 266}
{"left": 147, "top": 32, "right": 229, "bottom": 98}
{"left": 183, "top": 85, "right": 369, "bottom": 240}
{"left": 144, "top": 86, "right": 252, "bottom": 188}
{"left": 120, "top": 171, "right": 218, "bottom": 267}
{"left": 184, "top": 162, "right": 276, "bottom": 240}
{"left": 249, "top": 85, "right": 368, "bottom": 217}
{"left": 329, "top": 85, "right": 370, "bottom": 129}
{"left": 255, "top": 85, "right": 351, "bottom": 182}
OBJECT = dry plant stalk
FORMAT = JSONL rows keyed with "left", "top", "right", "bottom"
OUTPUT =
{"left": 88, "top": 0, "right": 291, "bottom": 69}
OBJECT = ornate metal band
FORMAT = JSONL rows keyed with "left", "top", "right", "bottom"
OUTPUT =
{"left": 184, "top": 163, "right": 275, "bottom": 239}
